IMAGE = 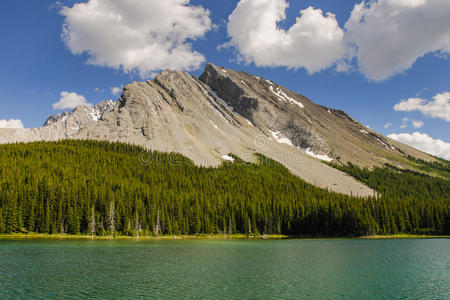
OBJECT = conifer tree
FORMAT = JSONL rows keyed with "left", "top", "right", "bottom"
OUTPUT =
{"left": 0, "top": 140, "right": 448, "bottom": 237}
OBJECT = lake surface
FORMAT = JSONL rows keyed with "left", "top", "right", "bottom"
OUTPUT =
{"left": 0, "top": 239, "right": 448, "bottom": 299}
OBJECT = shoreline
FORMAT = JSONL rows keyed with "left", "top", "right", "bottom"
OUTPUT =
{"left": 0, "top": 233, "right": 448, "bottom": 240}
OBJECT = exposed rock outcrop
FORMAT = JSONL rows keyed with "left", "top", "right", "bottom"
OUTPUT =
{"left": 0, "top": 64, "right": 436, "bottom": 196}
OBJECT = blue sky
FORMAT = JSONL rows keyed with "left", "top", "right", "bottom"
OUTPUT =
{"left": 0, "top": 0, "right": 449, "bottom": 158}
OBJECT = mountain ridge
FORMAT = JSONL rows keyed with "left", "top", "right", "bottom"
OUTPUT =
{"left": 0, "top": 63, "right": 437, "bottom": 196}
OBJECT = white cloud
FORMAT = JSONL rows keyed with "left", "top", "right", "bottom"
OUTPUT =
{"left": 335, "top": 60, "right": 353, "bottom": 73}
{"left": 394, "top": 92, "right": 450, "bottom": 122}
{"left": 400, "top": 124, "right": 407, "bottom": 129}
{"left": 412, "top": 120, "right": 424, "bottom": 128}
{"left": 53, "top": 91, "right": 88, "bottom": 110}
{"left": 345, "top": 0, "right": 450, "bottom": 81}
{"left": 388, "top": 132, "right": 450, "bottom": 160}
{"left": 384, "top": 122, "right": 392, "bottom": 128}
{"left": 61, "top": 0, "right": 212, "bottom": 78}
{"left": 111, "top": 87, "right": 122, "bottom": 96}
{"left": 224, "top": 0, "right": 346, "bottom": 73}
{"left": 0, "top": 119, "right": 24, "bottom": 129}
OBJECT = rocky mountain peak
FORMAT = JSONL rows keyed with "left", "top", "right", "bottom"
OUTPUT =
{"left": 0, "top": 63, "right": 436, "bottom": 197}
{"left": 42, "top": 100, "right": 116, "bottom": 139}
{"left": 43, "top": 111, "right": 69, "bottom": 126}
{"left": 44, "top": 100, "right": 115, "bottom": 127}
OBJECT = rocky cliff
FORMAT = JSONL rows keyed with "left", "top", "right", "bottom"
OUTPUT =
{"left": 0, "top": 63, "right": 436, "bottom": 196}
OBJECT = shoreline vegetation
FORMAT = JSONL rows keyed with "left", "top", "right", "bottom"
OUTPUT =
{"left": 0, "top": 233, "right": 449, "bottom": 240}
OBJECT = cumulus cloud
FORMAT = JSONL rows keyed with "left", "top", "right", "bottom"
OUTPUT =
{"left": 345, "top": 0, "right": 450, "bottom": 81}
{"left": 394, "top": 92, "right": 450, "bottom": 122}
{"left": 388, "top": 132, "right": 450, "bottom": 160}
{"left": 411, "top": 120, "right": 424, "bottom": 128}
{"left": 53, "top": 91, "right": 88, "bottom": 110}
{"left": 111, "top": 87, "right": 122, "bottom": 96}
{"left": 0, "top": 119, "right": 24, "bottom": 129}
{"left": 61, "top": 0, "right": 211, "bottom": 78}
{"left": 224, "top": 0, "right": 346, "bottom": 73}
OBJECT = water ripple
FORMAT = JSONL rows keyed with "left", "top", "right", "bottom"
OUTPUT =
{"left": 0, "top": 239, "right": 448, "bottom": 299}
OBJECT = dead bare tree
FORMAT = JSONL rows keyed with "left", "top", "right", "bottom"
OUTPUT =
{"left": 135, "top": 210, "right": 141, "bottom": 238}
{"left": 108, "top": 201, "right": 115, "bottom": 236}
{"left": 89, "top": 207, "right": 96, "bottom": 237}
{"left": 154, "top": 210, "right": 160, "bottom": 236}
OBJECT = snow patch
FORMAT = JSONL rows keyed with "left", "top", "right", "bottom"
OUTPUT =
{"left": 221, "top": 155, "right": 234, "bottom": 162}
{"left": 90, "top": 107, "right": 102, "bottom": 121}
{"left": 327, "top": 109, "right": 331, "bottom": 113}
{"left": 376, "top": 138, "right": 391, "bottom": 150}
{"left": 208, "top": 88, "right": 234, "bottom": 112}
{"left": 209, "top": 120, "right": 218, "bottom": 129}
{"left": 221, "top": 70, "right": 227, "bottom": 73}
{"left": 269, "top": 86, "right": 304, "bottom": 108}
{"left": 360, "top": 127, "right": 393, "bottom": 150}
{"left": 246, "top": 119, "right": 254, "bottom": 126}
{"left": 305, "top": 148, "right": 333, "bottom": 162}
{"left": 270, "top": 130, "right": 294, "bottom": 146}
{"left": 241, "top": 80, "right": 249, "bottom": 87}
{"left": 265, "top": 79, "right": 274, "bottom": 86}
{"left": 268, "top": 127, "right": 333, "bottom": 162}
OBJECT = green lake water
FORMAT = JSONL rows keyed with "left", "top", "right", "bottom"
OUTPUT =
{"left": 0, "top": 239, "right": 448, "bottom": 299}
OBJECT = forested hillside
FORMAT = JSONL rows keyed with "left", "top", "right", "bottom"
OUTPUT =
{"left": 0, "top": 140, "right": 448, "bottom": 236}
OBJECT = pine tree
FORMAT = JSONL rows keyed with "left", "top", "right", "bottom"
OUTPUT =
{"left": 5, "top": 190, "right": 18, "bottom": 233}
{"left": 0, "top": 208, "right": 5, "bottom": 233}
{"left": 0, "top": 140, "right": 448, "bottom": 237}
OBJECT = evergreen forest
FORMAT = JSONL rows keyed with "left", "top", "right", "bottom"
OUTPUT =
{"left": 0, "top": 140, "right": 448, "bottom": 236}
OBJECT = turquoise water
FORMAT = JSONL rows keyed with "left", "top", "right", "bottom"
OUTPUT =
{"left": 0, "top": 239, "right": 448, "bottom": 299}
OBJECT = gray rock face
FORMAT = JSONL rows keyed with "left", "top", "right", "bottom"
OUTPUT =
{"left": 199, "top": 63, "right": 433, "bottom": 166}
{"left": 0, "top": 64, "right": 436, "bottom": 196}
{"left": 0, "top": 100, "right": 115, "bottom": 143}
{"left": 43, "top": 100, "right": 115, "bottom": 135}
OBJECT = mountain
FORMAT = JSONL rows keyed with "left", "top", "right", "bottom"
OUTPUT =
{"left": 0, "top": 64, "right": 437, "bottom": 196}
{"left": 0, "top": 100, "right": 115, "bottom": 143}
{"left": 43, "top": 100, "right": 115, "bottom": 128}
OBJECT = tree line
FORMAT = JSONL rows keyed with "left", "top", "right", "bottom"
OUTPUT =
{"left": 0, "top": 140, "right": 448, "bottom": 236}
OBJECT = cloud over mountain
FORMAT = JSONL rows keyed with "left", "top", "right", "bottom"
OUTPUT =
{"left": 394, "top": 92, "right": 450, "bottom": 122}
{"left": 53, "top": 91, "right": 88, "bottom": 110}
{"left": 388, "top": 132, "right": 450, "bottom": 160}
{"left": 111, "top": 87, "right": 122, "bottom": 96}
{"left": 60, "top": 0, "right": 212, "bottom": 78}
{"left": 224, "top": 0, "right": 346, "bottom": 73}
{"left": 0, "top": 119, "right": 24, "bottom": 129}
{"left": 345, "top": 0, "right": 450, "bottom": 81}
